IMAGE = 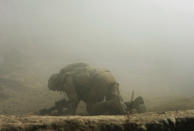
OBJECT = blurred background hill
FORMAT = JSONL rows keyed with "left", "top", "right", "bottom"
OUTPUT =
{"left": 0, "top": 47, "right": 63, "bottom": 114}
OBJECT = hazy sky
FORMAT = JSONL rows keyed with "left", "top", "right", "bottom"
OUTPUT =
{"left": 1, "top": 0, "right": 194, "bottom": 97}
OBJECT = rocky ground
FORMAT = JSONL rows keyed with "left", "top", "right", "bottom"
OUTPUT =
{"left": 0, "top": 110, "right": 194, "bottom": 131}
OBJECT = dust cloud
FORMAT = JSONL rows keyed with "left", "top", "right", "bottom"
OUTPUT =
{"left": 1, "top": 0, "right": 194, "bottom": 114}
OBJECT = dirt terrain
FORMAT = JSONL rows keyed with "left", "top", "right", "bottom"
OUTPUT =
{"left": 0, "top": 110, "right": 194, "bottom": 131}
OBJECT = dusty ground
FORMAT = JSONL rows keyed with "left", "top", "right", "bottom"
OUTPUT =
{"left": 0, "top": 110, "right": 194, "bottom": 131}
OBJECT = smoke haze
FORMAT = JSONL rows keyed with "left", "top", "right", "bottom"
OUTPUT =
{"left": 1, "top": 0, "right": 194, "bottom": 113}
